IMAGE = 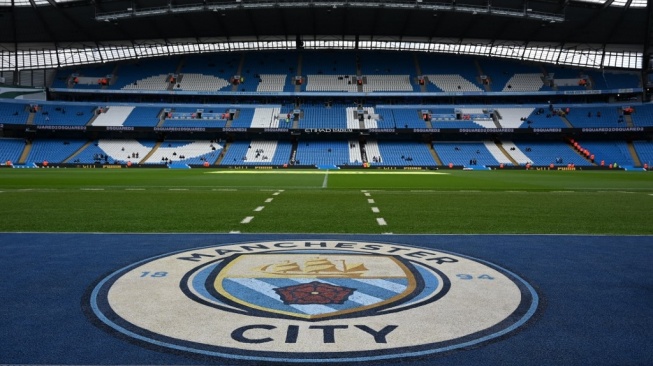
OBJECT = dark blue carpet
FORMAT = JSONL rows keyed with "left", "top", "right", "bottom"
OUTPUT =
{"left": 0, "top": 233, "right": 651, "bottom": 365}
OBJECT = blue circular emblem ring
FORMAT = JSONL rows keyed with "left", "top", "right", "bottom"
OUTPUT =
{"left": 88, "top": 240, "right": 539, "bottom": 363}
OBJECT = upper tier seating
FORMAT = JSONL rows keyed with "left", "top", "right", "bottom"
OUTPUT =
{"left": 565, "top": 107, "right": 622, "bottom": 128}
{"left": 306, "top": 75, "right": 358, "bottom": 92}
{"left": 0, "top": 103, "right": 30, "bottom": 124}
{"left": 362, "top": 75, "right": 414, "bottom": 92}
{"left": 256, "top": 74, "right": 287, "bottom": 92}
{"left": 358, "top": 51, "right": 416, "bottom": 75}
{"left": 629, "top": 105, "right": 653, "bottom": 127}
{"left": 32, "top": 105, "right": 95, "bottom": 126}
{"left": 479, "top": 58, "right": 545, "bottom": 92}
{"left": 174, "top": 73, "right": 230, "bottom": 92}
{"left": 301, "top": 51, "right": 357, "bottom": 76}
{"left": 122, "top": 74, "right": 170, "bottom": 91}
{"left": 47, "top": 51, "right": 641, "bottom": 94}
{"left": 502, "top": 74, "right": 545, "bottom": 92}
{"left": 91, "top": 106, "right": 135, "bottom": 126}
{"left": 426, "top": 74, "right": 483, "bottom": 92}
{"left": 112, "top": 57, "right": 179, "bottom": 89}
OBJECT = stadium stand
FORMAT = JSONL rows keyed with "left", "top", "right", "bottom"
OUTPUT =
{"left": 0, "top": 50, "right": 649, "bottom": 171}
{"left": 433, "top": 142, "right": 500, "bottom": 167}
{"left": 0, "top": 138, "right": 27, "bottom": 164}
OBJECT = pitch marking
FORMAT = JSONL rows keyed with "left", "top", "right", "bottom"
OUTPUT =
{"left": 376, "top": 218, "right": 388, "bottom": 226}
{"left": 265, "top": 198, "right": 273, "bottom": 203}
{"left": 371, "top": 207, "right": 380, "bottom": 213}
{"left": 240, "top": 216, "right": 254, "bottom": 224}
{"left": 254, "top": 206, "right": 265, "bottom": 212}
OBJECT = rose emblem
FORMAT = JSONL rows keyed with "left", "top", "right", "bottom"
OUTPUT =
{"left": 274, "top": 281, "right": 355, "bottom": 305}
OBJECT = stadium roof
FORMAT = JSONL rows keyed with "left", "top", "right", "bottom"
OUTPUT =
{"left": 0, "top": 0, "right": 649, "bottom": 71}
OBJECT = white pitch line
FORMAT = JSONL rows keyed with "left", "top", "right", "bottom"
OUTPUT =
{"left": 265, "top": 198, "right": 273, "bottom": 203}
{"left": 80, "top": 188, "right": 104, "bottom": 191}
{"left": 241, "top": 216, "right": 254, "bottom": 224}
{"left": 322, "top": 170, "right": 329, "bottom": 188}
{"left": 361, "top": 190, "right": 368, "bottom": 193}
{"left": 254, "top": 206, "right": 265, "bottom": 212}
{"left": 371, "top": 207, "right": 380, "bottom": 213}
{"left": 229, "top": 230, "right": 241, "bottom": 234}
{"left": 213, "top": 188, "right": 237, "bottom": 191}
{"left": 273, "top": 192, "right": 280, "bottom": 196}
{"left": 364, "top": 192, "right": 371, "bottom": 197}
{"left": 367, "top": 199, "right": 375, "bottom": 203}
{"left": 125, "top": 188, "right": 145, "bottom": 191}
{"left": 376, "top": 218, "right": 387, "bottom": 226}
{"left": 169, "top": 188, "right": 188, "bottom": 191}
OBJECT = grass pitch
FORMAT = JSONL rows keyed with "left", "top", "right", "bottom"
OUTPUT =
{"left": 0, "top": 168, "right": 651, "bottom": 234}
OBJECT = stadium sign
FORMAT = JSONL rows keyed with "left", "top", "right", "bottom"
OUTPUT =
{"left": 88, "top": 240, "right": 538, "bottom": 363}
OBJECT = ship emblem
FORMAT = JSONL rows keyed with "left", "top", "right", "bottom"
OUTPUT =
{"left": 256, "top": 257, "right": 369, "bottom": 277}
{"left": 212, "top": 253, "right": 418, "bottom": 320}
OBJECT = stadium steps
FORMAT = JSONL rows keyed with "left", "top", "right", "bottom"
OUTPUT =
{"left": 428, "top": 143, "right": 443, "bottom": 166}
{"left": 490, "top": 113, "right": 502, "bottom": 128}
{"left": 560, "top": 115, "right": 574, "bottom": 128}
{"left": 624, "top": 115, "right": 634, "bottom": 127}
{"left": 231, "top": 54, "right": 245, "bottom": 92}
{"left": 567, "top": 143, "right": 597, "bottom": 166}
{"left": 175, "top": 57, "right": 185, "bottom": 75}
{"left": 85, "top": 109, "right": 100, "bottom": 126}
{"left": 289, "top": 140, "right": 298, "bottom": 164}
{"left": 295, "top": 53, "right": 303, "bottom": 93}
{"left": 213, "top": 142, "right": 229, "bottom": 165}
{"left": 166, "top": 74, "right": 180, "bottom": 91}
{"left": 140, "top": 141, "right": 162, "bottom": 164}
{"left": 155, "top": 109, "right": 166, "bottom": 127}
{"left": 63, "top": 140, "right": 94, "bottom": 163}
{"left": 494, "top": 142, "right": 518, "bottom": 165}
{"left": 17, "top": 141, "right": 32, "bottom": 164}
{"left": 26, "top": 111, "right": 35, "bottom": 125}
{"left": 627, "top": 142, "right": 643, "bottom": 167}
{"left": 474, "top": 60, "right": 491, "bottom": 92}
{"left": 413, "top": 54, "right": 427, "bottom": 92}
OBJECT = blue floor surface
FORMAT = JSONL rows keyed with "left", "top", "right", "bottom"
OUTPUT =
{"left": 0, "top": 233, "right": 651, "bottom": 365}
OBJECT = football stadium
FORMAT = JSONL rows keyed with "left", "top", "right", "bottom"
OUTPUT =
{"left": 0, "top": 0, "right": 652, "bottom": 365}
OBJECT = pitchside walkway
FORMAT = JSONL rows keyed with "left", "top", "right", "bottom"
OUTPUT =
{"left": 0, "top": 233, "right": 651, "bottom": 366}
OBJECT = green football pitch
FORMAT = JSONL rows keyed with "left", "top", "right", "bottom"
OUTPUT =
{"left": 0, "top": 168, "right": 651, "bottom": 234}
